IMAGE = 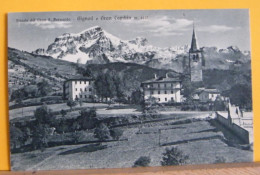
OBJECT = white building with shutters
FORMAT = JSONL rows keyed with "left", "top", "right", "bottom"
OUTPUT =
{"left": 141, "top": 73, "right": 182, "bottom": 103}
{"left": 63, "top": 77, "right": 94, "bottom": 101}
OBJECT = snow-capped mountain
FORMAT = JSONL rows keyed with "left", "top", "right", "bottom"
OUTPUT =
{"left": 33, "top": 26, "right": 187, "bottom": 67}
{"left": 33, "top": 26, "right": 250, "bottom": 72}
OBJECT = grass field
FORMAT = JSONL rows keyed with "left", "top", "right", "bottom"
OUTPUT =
{"left": 9, "top": 102, "right": 110, "bottom": 120}
{"left": 11, "top": 115, "right": 253, "bottom": 171}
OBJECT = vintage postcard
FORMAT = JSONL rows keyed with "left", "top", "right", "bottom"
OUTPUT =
{"left": 8, "top": 9, "right": 253, "bottom": 171}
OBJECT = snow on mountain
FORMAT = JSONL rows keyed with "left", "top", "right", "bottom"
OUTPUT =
{"left": 32, "top": 26, "right": 250, "bottom": 72}
{"left": 33, "top": 26, "right": 186, "bottom": 66}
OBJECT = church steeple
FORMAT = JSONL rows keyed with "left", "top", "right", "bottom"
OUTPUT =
{"left": 188, "top": 22, "right": 204, "bottom": 82}
{"left": 190, "top": 23, "right": 199, "bottom": 52}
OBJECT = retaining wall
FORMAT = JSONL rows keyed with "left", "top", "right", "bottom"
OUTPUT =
{"left": 216, "top": 112, "right": 249, "bottom": 144}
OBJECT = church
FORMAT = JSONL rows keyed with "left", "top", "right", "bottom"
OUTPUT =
{"left": 183, "top": 24, "right": 205, "bottom": 82}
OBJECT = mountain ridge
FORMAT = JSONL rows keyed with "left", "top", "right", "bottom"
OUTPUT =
{"left": 31, "top": 26, "right": 251, "bottom": 72}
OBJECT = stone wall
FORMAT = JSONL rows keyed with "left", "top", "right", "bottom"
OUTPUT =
{"left": 216, "top": 112, "right": 249, "bottom": 144}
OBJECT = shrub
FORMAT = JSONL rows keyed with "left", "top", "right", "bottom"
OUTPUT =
{"left": 77, "top": 108, "right": 98, "bottom": 130}
{"left": 37, "top": 80, "right": 51, "bottom": 96}
{"left": 67, "top": 100, "right": 77, "bottom": 110}
{"left": 94, "top": 123, "right": 111, "bottom": 141}
{"left": 161, "top": 147, "right": 189, "bottom": 166}
{"left": 34, "top": 105, "right": 53, "bottom": 124}
{"left": 110, "top": 128, "right": 124, "bottom": 140}
{"left": 133, "top": 156, "right": 151, "bottom": 167}
{"left": 57, "top": 120, "right": 69, "bottom": 133}
{"left": 60, "top": 109, "right": 67, "bottom": 117}
{"left": 10, "top": 125, "right": 26, "bottom": 149}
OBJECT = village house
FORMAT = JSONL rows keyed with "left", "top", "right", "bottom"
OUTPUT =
{"left": 141, "top": 73, "right": 182, "bottom": 103}
{"left": 63, "top": 77, "right": 94, "bottom": 101}
{"left": 194, "top": 88, "right": 221, "bottom": 103}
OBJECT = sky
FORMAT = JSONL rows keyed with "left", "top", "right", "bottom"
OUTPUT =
{"left": 8, "top": 9, "right": 250, "bottom": 52}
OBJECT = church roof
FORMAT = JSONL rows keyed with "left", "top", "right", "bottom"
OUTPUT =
{"left": 189, "top": 24, "right": 200, "bottom": 52}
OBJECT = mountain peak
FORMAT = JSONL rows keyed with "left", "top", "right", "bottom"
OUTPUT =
{"left": 129, "top": 37, "right": 148, "bottom": 46}
{"left": 78, "top": 26, "right": 103, "bottom": 35}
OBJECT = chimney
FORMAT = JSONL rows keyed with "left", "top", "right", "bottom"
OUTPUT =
{"left": 154, "top": 73, "right": 157, "bottom": 79}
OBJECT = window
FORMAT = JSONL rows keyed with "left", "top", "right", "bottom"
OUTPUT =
{"left": 80, "top": 95, "right": 82, "bottom": 98}
{"left": 171, "top": 90, "right": 174, "bottom": 94}
{"left": 85, "top": 88, "right": 87, "bottom": 91}
{"left": 80, "top": 88, "right": 82, "bottom": 91}
{"left": 75, "top": 88, "right": 77, "bottom": 91}
{"left": 164, "top": 84, "right": 166, "bottom": 87}
{"left": 158, "top": 84, "right": 160, "bottom": 88}
{"left": 158, "top": 91, "right": 160, "bottom": 94}
{"left": 165, "top": 98, "right": 167, "bottom": 101}
{"left": 151, "top": 84, "right": 153, "bottom": 88}
{"left": 171, "top": 97, "right": 174, "bottom": 101}
{"left": 158, "top": 98, "right": 160, "bottom": 101}
{"left": 76, "top": 95, "right": 78, "bottom": 98}
{"left": 85, "top": 95, "right": 87, "bottom": 98}
{"left": 80, "top": 81, "right": 81, "bottom": 84}
{"left": 75, "top": 81, "right": 77, "bottom": 84}
{"left": 165, "top": 91, "right": 167, "bottom": 94}
{"left": 171, "top": 83, "right": 173, "bottom": 87}
{"left": 84, "top": 81, "right": 86, "bottom": 84}
{"left": 89, "top": 88, "right": 92, "bottom": 92}
{"left": 151, "top": 91, "right": 154, "bottom": 95}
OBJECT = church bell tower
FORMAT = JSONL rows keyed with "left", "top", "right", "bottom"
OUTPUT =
{"left": 189, "top": 24, "right": 204, "bottom": 82}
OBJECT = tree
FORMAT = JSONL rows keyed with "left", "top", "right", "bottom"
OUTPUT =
{"left": 11, "top": 88, "right": 26, "bottom": 104}
{"left": 224, "top": 84, "right": 252, "bottom": 110}
{"left": 67, "top": 100, "right": 77, "bottom": 111}
{"left": 34, "top": 104, "right": 53, "bottom": 124}
{"left": 94, "top": 123, "right": 111, "bottom": 141}
{"left": 37, "top": 79, "right": 50, "bottom": 96}
{"left": 161, "top": 147, "right": 189, "bottom": 166}
{"left": 60, "top": 109, "right": 67, "bottom": 117}
{"left": 77, "top": 66, "right": 92, "bottom": 77}
{"left": 131, "top": 89, "right": 144, "bottom": 105}
{"left": 213, "top": 96, "right": 226, "bottom": 111}
{"left": 94, "top": 73, "right": 125, "bottom": 103}
{"left": 77, "top": 108, "right": 98, "bottom": 130}
{"left": 31, "top": 123, "right": 49, "bottom": 150}
{"left": 133, "top": 156, "right": 151, "bottom": 167}
{"left": 143, "top": 96, "right": 159, "bottom": 116}
{"left": 10, "top": 125, "right": 26, "bottom": 149}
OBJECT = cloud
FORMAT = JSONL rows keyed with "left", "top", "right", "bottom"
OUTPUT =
{"left": 122, "top": 16, "right": 193, "bottom": 36}
{"left": 24, "top": 21, "right": 72, "bottom": 29}
{"left": 197, "top": 25, "right": 239, "bottom": 33}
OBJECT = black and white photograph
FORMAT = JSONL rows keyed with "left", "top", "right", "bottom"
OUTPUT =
{"left": 8, "top": 9, "right": 253, "bottom": 171}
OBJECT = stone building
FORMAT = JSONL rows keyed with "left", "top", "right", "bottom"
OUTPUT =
{"left": 141, "top": 73, "right": 182, "bottom": 103}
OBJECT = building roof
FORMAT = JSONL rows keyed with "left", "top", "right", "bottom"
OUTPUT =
{"left": 142, "top": 75, "right": 181, "bottom": 84}
{"left": 65, "top": 76, "right": 94, "bottom": 82}
{"left": 195, "top": 88, "right": 220, "bottom": 94}
{"left": 189, "top": 23, "right": 201, "bottom": 53}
